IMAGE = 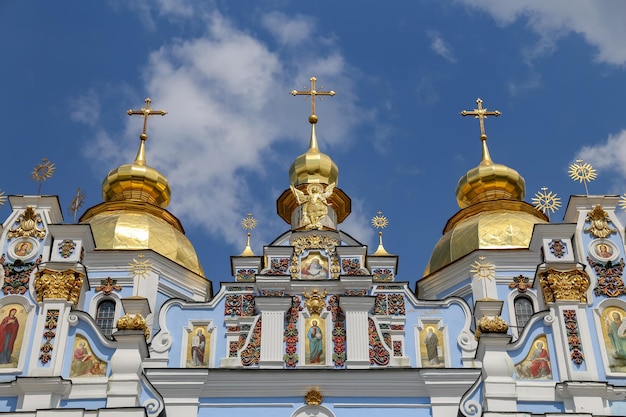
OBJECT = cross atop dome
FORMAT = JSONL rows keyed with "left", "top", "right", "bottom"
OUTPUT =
{"left": 291, "top": 76, "right": 335, "bottom": 124}
{"left": 460, "top": 98, "right": 501, "bottom": 140}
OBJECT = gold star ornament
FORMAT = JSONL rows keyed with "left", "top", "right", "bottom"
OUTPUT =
{"left": 241, "top": 213, "right": 257, "bottom": 230}
{"left": 371, "top": 211, "right": 389, "bottom": 229}
{"left": 471, "top": 256, "right": 496, "bottom": 281}
{"left": 568, "top": 159, "right": 596, "bottom": 195}
{"left": 129, "top": 253, "right": 152, "bottom": 279}
{"left": 532, "top": 186, "right": 562, "bottom": 214}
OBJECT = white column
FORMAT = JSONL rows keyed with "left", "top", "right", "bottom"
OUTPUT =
{"left": 255, "top": 297, "right": 292, "bottom": 369}
{"left": 106, "top": 330, "right": 148, "bottom": 408}
{"left": 340, "top": 296, "right": 375, "bottom": 369}
{"left": 28, "top": 300, "right": 74, "bottom": 377}
{"left": 476, "top": 334, "right": 516, "bottom": 412}
{"left": 13, "top": 377, "right": 71, "bottom": 411}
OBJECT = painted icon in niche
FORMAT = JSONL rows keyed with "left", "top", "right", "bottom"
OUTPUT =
{"left": 601, "top": 307, "right": 626, "bottom": 372}
{"left": 420, "top": 326, "right": 444, "bottom": 367}
{"left": 595, "top": 242, "right": 614, "bottom": 259}
{"left": 70, "top": 335, "right": 107, "bottom": 377}
{"left": 305, "top": 317, "right": 325, "bottom": 365}
{"left": 13, "top": 240, "right": 34, "bottom": 258}
{"left": 0, "top": 305, "right": 25, "bottom": 367}
{"left": 186, "top": 327, "right": 209, "bottom": 368}
{"left": 515, "top": 335, "right": 552, "bottom": 379}
{"left": 300, "top": 251, "right": 329, "bottom": 280}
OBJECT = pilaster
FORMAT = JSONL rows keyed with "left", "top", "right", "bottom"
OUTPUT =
{"left": 339, "top": 296, "right": 375, "bottom": 369}
{"left": 476, "top": 334, "right": 516, "bottom": 412}
{"left": 255, "top": 297, "right": 292, "bottom": 368}
{"left": 106, "top": 330, "right": 149, "bottom": 408}
{"left": 13, "top": 376, "right": 71, "bottom": 411}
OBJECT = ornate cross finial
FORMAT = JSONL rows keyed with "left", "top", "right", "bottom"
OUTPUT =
{"left": 460, "top": 98, "right": 501, "bottom": 140}
{"left": 127, "top": 98, "right": 167, "bottom": 141}
{"left": 291, "top": 77, "right": 335, "bottom": 124}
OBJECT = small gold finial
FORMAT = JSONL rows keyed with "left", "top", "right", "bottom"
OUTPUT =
{"left": 68, "top": 187, "right": 85, "bottom": 224}
{"left": 460, "top": 98, "right": 501, "bottom": 140}
{"left": 568, "top": 159, "right": 597, "bottom": 196}
{"left": 127, "top": 98, "right": 167, "bottom": 165}
{"left": 239, "top": 213, "right": 257, "bottom": 256}
{"left": 371, "top": 211, "right": 391, "bottom": 256}
{"left": 291, "top": 76, "right": 335, "bottom": 123}
{"left": 31, "top": 157, "right": 56, "bottom": 194}
{"left": 532, "top": 186, "right": 561, "bottom": 220}
{"left": 0, "top": 189, "right": 6, "bottom": 207}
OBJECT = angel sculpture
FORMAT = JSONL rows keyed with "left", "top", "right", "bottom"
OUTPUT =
{"left": 290, "top": 183, "right": 335, "bottom": 229}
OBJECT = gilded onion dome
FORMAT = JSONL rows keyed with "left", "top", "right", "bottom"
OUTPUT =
{"left": 424, "top": 100, "right": 547, "bottom": 275}
{"left": 289, "top": 115, "right": 339, "bottom": 187}
{"left": 80, "top": 99, "right": 203, "bottom": 276}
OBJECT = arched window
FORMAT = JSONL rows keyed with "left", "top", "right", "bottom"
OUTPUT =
{"left": 96, "top": 299, "right": 116, "bottom": 336}
{"left": 514, "top": 296, "right": 534, "bottom": 330}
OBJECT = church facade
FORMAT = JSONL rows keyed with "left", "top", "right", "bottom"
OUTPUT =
{"left": 0, "top": 89, "right": 624, "bottom": 416}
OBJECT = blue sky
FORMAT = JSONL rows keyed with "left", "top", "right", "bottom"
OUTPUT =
{"left": 2, "top": 1, "right": 626, "bottom": 287}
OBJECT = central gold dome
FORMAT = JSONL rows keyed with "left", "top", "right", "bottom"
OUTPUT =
{"left": 289, "top": 120, "right": 338, "bottom": 187}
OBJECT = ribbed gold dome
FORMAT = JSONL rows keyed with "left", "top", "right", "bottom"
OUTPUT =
{"left": 424, "top": 200, "right": 547, "bottom": 275}
{"left": 102, "top": 138, "right": 171, "bottom": 207}
{"left": 80, "top": 203, "right": 204, "bottom": 275}
{"left": 425, "top": 127, "right": 546, "bottom": 275}
{"left": 289, "top": 119, "right": 338, "bottom": 187}
{"left": 455, "top": 136, "right": 525, "bottom": 208}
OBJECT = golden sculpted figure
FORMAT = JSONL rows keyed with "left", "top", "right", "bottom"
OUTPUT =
{"left": 290, "top": 183, "right": 335, "bottom": 230}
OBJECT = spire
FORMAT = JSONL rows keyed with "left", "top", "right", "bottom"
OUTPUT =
{"left": 289, "top": 76, "right": 338, "bottom": 187}
{"left": 101, "top": 98, "right": 171, "bottom": 207}
{"left": 455, "top": 98, "right": 525, "bottom": 208}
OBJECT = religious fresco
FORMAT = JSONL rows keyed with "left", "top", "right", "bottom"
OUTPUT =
{"left": 515, "top": 335, "right": 552, "bottom": 379}
{"left": 305, "top": 317, "right": 325, "bottom": 365}
{"left": 186, "top": 326, "right": 210, "bottom": 368}
{"left": 300, "top": 251, "right": 329, "bottom": 280}
{"left": 70, "top": 335, "right": 107, "bottom": 377}
{"left": 601, "top": 306, "right": 626, "bottom": 372}
{"left": 419, "top": 325, "right": 444, "bottom": 368}
{"left": 0, "top": 304, "right": 27, "bottom": 368}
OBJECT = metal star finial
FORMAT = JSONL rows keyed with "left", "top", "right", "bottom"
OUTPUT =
{"left": 371, "top": 211, "right": 389, "bottom": 229}
{"left": 0, "top": 189, "right": 6, "bottom": 207}
{"left": 31, "top": 157, "right": 55, "bottom": 194}
{"left": 532, "top": 186, "right": 561, "bottom": 220}
{"left": 618, "top": 194, "right": 626, "bottom": 212}
{"left": 471, "top": 256, "right": 496, "bottom": 281}
{"left": 568, "top": 159, "right": 597, "bottom": 196}
{"left": 241, "top": 213, "right": 257, "bottom": 230}
{"left": 68, "top": 188, "right": 85, "bottom": 224}
{"left": 129, "top": 253, "right": 152, "bottom": 279}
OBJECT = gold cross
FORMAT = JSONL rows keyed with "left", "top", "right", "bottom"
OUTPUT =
{"left": 291, "top": 77, "right": 335, "bottom": 122}
{"left": 127, "top": 98, "right": 167, "bottom": 140}
{"left": 460, "top": 98, "right": 501, "bottom": 139}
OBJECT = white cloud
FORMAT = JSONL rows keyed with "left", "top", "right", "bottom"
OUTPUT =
{"left": 506, "top": 72, "right": 541, "bottom": 96}
{"left": 458, "top": 1, "right": 626, "bottom": 66}
{"left": 261, "top": 11, "right": 315, "bottom": 47}
{"left": 427, "top": 30, "right": 457, "bottom": 63}
{"left": 69, "top": 91, "right": 101, "bottom": 127}
{"left": 577, "top": 130, "right": 626, "bottom": 179}
{"left": 97, "top": 10, "right": 370, "bottom": 249}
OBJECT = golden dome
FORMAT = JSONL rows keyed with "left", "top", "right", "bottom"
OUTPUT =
{"left": 425, "top": 104, "right": 547, "bottom": 275}
{"left": 424, "top": 200, "right": 547, "bottom": 275}
{"left": 80, "top": 100, "right": 203, "bottom": 276}
{"left": 80, "top": 203, "right": 204, "bottom": 276}
{"left": 289, "top": 118, "right": 338, "bottom": 187}
{"left": 102, "top": 137, "right": 171, "bottom": 207}
{"left": 455, "top": 135, "right": 525, "bottom": 208}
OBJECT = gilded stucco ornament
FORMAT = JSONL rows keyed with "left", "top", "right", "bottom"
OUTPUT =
{"left": 305, "top": 389, "right": 323, "bottom": 405}
{"left": 34, "top": 268, "right": 85, "bottom": 307}
{"left": 290, "top": 235, "right": 340, "bottom": 279}
{"left": 303, "top": 289, "right": 327, "bottom": 315}
{"left": 116, "top": 313, "right": 150, "bottom": 338}
{"left": 290, "top": 183, "right": 335, "bottom": 230}
{"left": 584, "top": 205, "right": 617, "bottom": 238}
{"left": 539, "top": 269, "right": 590, "bottom": 303}
{"left": 474, "top": 315, "right": 509, "bottom": 340}
{"left": 8, "top": 207, "right": 46, "bottom": 240}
